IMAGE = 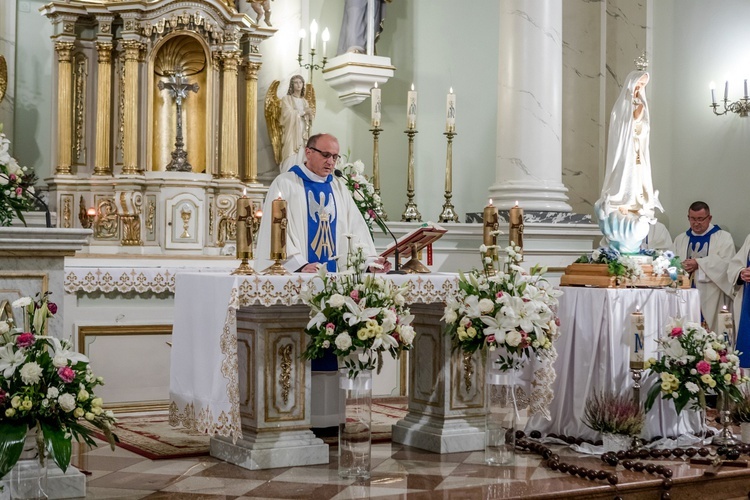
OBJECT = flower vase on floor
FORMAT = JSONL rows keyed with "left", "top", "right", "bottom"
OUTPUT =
{"left": 338, "top": 368, "right": 372, "bottom": 480}
{"left": 485, "top": 360, "right": 517, "bottom": 466}
{"left": 10, "top": 430, "right": 48, "bottom": 500}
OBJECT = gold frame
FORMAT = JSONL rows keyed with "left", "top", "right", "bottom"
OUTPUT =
{"left": 77, "top": 324, "right": 173, "bottom": 413}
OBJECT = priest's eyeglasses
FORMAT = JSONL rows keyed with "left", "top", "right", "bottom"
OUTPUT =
{"left": 308, "top": 146, "right": 341, "bottom": 163}
{"left": 687, "top": 215, "right": 710, "bottom": 222}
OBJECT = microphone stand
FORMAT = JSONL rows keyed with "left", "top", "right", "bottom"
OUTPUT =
{"left": 334, "top": 169, "right": 405, "bottom": 274}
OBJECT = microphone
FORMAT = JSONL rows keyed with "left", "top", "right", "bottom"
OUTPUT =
{"left": 334, "top": 169, "right": 405, "bottom": 274}
{"left": 20, "top": 185, "right": 52, "bottom": 228}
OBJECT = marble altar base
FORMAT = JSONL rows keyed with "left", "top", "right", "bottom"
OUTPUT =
{"left": 210, "top": 430, "right": 329, "bottom": 470}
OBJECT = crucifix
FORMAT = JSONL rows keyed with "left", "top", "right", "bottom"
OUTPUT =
{"left": 158, "top": 71, "right": 200, "bottom": 172}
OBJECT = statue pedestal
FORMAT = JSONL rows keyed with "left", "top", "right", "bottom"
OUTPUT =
{"left": 322, "top": 53, "right": 395, "bottom": 106}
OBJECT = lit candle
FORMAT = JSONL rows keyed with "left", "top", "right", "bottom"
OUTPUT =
{"left": 270, "top": 194, "right": 287, "bottom": 260}
{"left": 371, "top": 82, "right": 381, "bottom": 128}
{"left": 446, "top": 87, "right": 456, "bottom": 133}
{"left": 482, "top": 199, "right": 499, "bottom": 248}
{"left": 509, "top": 201, "right": 524, "bottom": 256}
{"left": 710, "top": 82, "right": 716, "bottom": 105}
{"left": 629, "top": 305, "right": 645, "bottom": 370}
{"left": 407, "top": 83, "right": 417, "bottom": 130}
{"left": 719, "top": 304, "right": 735, "bottom": 347}
{"left": 321, "top": 28, "right": 330, "bottom": 56}
{"left": 298, "top": 29, "right": 305, "bottom": 58}
{"left": 309, "top": 19, "right": 318, "bottom": 52}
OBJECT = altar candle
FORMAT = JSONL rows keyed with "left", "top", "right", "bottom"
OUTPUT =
{"left": 309, "top": 19, "right": 318, "bottom": 52}
{"left": 509, "top": 201, "right": 523, "bottom": 246}
{"left": 719, "top": 305, "right": 735, "bottom": 347}
{"left": 724, "top": 79, "right": 729, "bottom": 101}
{"left": 270, "top": 194, "right": 287, "bottom": 260}
{"left": 482, "top": 199, "right": 498, "bottom": 247}
{"left": 321, "top": 28, "right": 330, "bottom": 56}
{"left": 298, "top": 29, "right": 305, "bottom": 58}
{"left": 407, "top": 83, "right": 417, "bottom": 130}
{"left": 446, "top": 87, "right": 456, "bottom": 133}
{"left": 236, "top": 195, "right": 252, "bottom": 257}
{"left": 629, "top": 306, "right": 645, "bottom": 370}
{"left": 371, "top": 82, "right": 381, "bottom": 127}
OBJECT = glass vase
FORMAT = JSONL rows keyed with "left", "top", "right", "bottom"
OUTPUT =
{"left": 485, "top": 362, "right": 517, "bottom": 466}
{"left": 712, "top": 391, "right": 738, "bottom": 446}
{"left": 338, "top": 368, "right": 372, "bottom": 480}
{"left": 10, "top": 429, "right": 48, "bottom": 500}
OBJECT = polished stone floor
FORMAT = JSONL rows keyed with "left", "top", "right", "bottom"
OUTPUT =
{"left": 71, "top": 435, "right": 750, "bottom": 499}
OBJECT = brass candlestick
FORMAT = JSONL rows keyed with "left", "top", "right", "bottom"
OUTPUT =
{"left": 438, "top": 130, "right": 459, "bottom": 223}
{"left": 232, "top": 196, "right": 257, "bottom": 275}
{"left": 401, "top": 128, "right": 422, "bottom": 222}
{"left": 370, "top": 125, "right": 387, "bottom": 220}
{"left": 263, "top": 196, "right": 291, "bottom": 276}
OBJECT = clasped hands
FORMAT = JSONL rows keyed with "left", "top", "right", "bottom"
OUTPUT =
{"left": 298, "top": 256, "right": 392, "bottom": 274}
{"left": 681, "top": 258, "right": 699, "bottom": 274}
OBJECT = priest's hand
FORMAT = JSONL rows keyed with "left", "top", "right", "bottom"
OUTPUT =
{"left": 298, "top": 263, "right": 321, "bottom": 273}
{"left": 740, "top": 268, "right": 750, "bottom": 283}
{"left": 368, "top": 257, "right": 392, "bottom": 274}
{"left": 682, "top": 258, "right": 699, "bottom": 274}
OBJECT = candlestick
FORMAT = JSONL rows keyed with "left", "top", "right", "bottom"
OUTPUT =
{"left": 446, "top": 87, "right": 456, "bottom": 133}
{"left": 401, "top": 128, "right": 421, "bottom": 222}
{"left": 629, "top": 306, "right": 645, "bottom": 370}
{"left": 231, "top": 195, "right": 257, "bottom": 275}
{"left": 438, "top": 129, "right": 458, "bottom": 223}
{"left": 508, "top": 201, "right": 524, "bottom": 260}
{"left": 407, "top": 83, "right": 417, "bottom": 130}
{"left": 719, "top": 305, "right": 735, "bottom": 347}
{"left": 371, "top": 82, "right": 381, "bottom": 128}
{"left": 370, "top": 124, "right": 387, "bottom": 220}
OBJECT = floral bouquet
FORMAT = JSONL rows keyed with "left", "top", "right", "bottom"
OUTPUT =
{"left": 0, "top": 292, "right": 117, "bottom": 479}
{"left": 442, "top": 244, "right": 562, "bottom": 371}
{"left": 644, "top": 318, "right": 747, "bottom": 414}
{"left": 300, "top": 238, "right": 415, "bottom": 378}
{"left": 337, "top": 159, "right": 387, "bottom": 237}
{"left": 575, "top": 246, "right": 643, "bottom": 281}
{"left": 640, "top": 249, "right": 683, "bottom": 283}
{"left": 583, "top": 390, "right": 645, "bottom": 437}
{"left": 0, "top": 126, "right": 38, "bottom": 227}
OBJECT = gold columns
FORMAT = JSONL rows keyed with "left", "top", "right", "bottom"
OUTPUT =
{"left": 94, "top": 42, "right": 113, "bottom": 176}
{"left": 122, "top": 40, "right": 141, "bottom": 175}
{"left": 220, "top": 51, "right": 240, "bottom": 179}
{"left": 244, "top": 61, "right": 261, "bottom": 183}
{"left": 55, "top": 41, "right": 74, "bottom": 175}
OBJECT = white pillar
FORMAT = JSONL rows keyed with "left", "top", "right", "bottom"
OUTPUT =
{"left": 489, "top": 0, "right": 571, "bottom": 212}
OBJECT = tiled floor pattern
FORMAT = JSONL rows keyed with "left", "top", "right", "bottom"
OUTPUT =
{"left": 71, "top": 437, "right": 750, "bottom": 499}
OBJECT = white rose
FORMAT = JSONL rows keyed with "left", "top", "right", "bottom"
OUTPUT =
{"left": 394, "top": 293, "right": 405, "bottom": 307}
{"left": 12, "top": 297, "right": 32, "bottom": 309}
{"left": 478, "top": 298, "right": 495, "bottom": 314}
{"left": 0, "top": 175, "right": 7, "bottom": 186}
{"left": 328, "top": 294, "right": 346, "bottom": 309}
{"left": 399, "top": 325, "right": 416, "bottom": 345}
{"left": 506, "top": 330, "right": 522, "bottom": 347}
{"left": 53, "top": 354, "right": 68, "bottom": 368}
{"left": 704, "top": 347, "right": 719, "bottom": 361}
{"left": 334, "top": 332, "right": 352, "bottom": 351}
{"left": 58, "top": 393, "right": 76, "bottom": 412}
{"left": 20, "top": 362, "right": 43, "bottom": 385}
{"left": 685, "top": 382, "right": 699, "bottom": 394}
{"left": 322, "top": 340, "right": 330, "bottom": 349}
{"left": 47, "top": 387, "right": 59, "bottom": 399}
{"left": 442, "top": 308, "right": 457, "bottom": 324}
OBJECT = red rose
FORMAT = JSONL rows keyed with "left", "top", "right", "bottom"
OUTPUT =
{"left": 48, "top": 302, "right": 58, "bottom": 314}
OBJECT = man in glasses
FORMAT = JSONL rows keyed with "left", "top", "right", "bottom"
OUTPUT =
{"left": 256, "top": 132, "right": 386, "bottom": 274}
{"left": 674, "top": 201, "right": 735, "bottom": 332}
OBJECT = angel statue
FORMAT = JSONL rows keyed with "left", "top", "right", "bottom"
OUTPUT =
{"left": 264, "top": 75, "right": 316, "bottom": 173}
{"left": 594, "top": 55, "right": 663, "bottom": 254}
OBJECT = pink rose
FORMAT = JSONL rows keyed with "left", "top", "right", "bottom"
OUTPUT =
{"left": 555, "top": 317, "right": 561, "bottom": 327}
{"left": 669, "top": 327, "right": 683, "bottom": 338}
{"left": 486, "top": 335, "right": 496, "bottom": 344}
{"left": 15, "top": 187, "right": 23, "bottom": 196}
{"left": 9, "top": 174, "right": 16, "bottom": 182}
{"left": 354, "top": 183, "right": 360, "bottom": 189}
{"left": 16, "top": 333, "right": 35, "bottom": 348}
{"left": 732, "top": 372, "right": 738, "bottom": 383}
{"left": 48, "top": 302, "right": 58, "bottom": 315}
{"left": 720, "top": 355, "right": 728, "bottom": 363}
{"left": 0, "top": 389, "right": 6, "bottom": 405}
{"left": 58, "top": 366, "right": 75, "bottom": 383}
{"left": 326, "top": 322, "right": 335, "bottom": 330}
{"left": 350, "top": 290, "right": 360, "bottom": 302}
{"left": 696, "top": 360, "right": 711, "bottom": 375}
{"left": 496, "top": 292, "right": 504, "bottom": 299}
{"left": 367, "top": 209, "right": 376, "bottom": 219}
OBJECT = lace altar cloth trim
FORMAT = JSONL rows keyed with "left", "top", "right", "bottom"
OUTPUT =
{"left": 64, "top": 267, "right": 188, "bottom": 294}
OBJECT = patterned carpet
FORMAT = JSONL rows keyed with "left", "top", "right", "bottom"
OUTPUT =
{"left": 95, "top": 398, "right": 408, "bottom": 460}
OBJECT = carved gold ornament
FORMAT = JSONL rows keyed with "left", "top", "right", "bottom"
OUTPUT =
{"left": 0, "top": 55, "right": 6, "bottom": 105}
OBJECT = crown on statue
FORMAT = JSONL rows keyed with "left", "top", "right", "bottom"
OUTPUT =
{"left": 634, "top": 52, "right": 649, "bottom": 71}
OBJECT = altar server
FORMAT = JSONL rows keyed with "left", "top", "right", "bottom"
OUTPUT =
{"left": 674, "top": 201, "right": 735, "bottom": 333}
{"left": 256, "top": 133, "right": 382, "bottom": 273}
{"left": 728, "top": 235, "right": 750, "bottom": 367}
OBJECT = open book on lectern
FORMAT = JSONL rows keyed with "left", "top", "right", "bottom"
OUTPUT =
{"left": 380, "top": 222, "right": 447, "bottom": 260}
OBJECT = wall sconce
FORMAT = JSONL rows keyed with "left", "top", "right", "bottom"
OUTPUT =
{"left": 709, "top": 79, "right": 750, "bottom": 116}
{"left": 78, "top": 196, "right": 96, "bottom": 228}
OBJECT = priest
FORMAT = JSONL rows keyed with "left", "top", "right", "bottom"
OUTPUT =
{"left": 728, "top": 234, "right": 750, "bottom": 368}
{"left": 674, "top": 201, "right": 735, "bottom": 333}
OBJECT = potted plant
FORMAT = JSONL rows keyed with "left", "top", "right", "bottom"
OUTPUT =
{"left": 731, "top": 386, "right": 750, "bottom": 443}
{"left": 583, "top": 390, "right": 645, "bottom": 452}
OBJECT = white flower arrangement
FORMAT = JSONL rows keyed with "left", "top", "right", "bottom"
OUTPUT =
{"left": 338, "top": 159, "right": 387, "bottom": 236}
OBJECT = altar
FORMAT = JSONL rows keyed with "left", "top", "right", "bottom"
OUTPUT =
{"left": 526, "top": 286, "right": 703, "bottom": 441}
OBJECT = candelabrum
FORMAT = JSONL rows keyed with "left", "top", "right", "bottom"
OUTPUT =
{"left": 401, "top": 129, "right": 422, "bottom": 222}
{"left": 298, "top": 21, "right": 329, "bottom": 87}
{"left": 438, "top": 130, "right": 459, "bottom": 223}
{"left": 370, "top": 125, "right": 387, "bottom": 220}
{"left": 710, "top": 97, "right": 750, "bottom": 117}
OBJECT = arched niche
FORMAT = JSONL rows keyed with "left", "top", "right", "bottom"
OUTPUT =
{"left": 148, "top": 32, "right": 211, "bottom": 173}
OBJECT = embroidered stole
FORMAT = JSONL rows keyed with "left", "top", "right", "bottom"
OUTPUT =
{"left": 290, "top": 166, "right": 338, "bottom": 271}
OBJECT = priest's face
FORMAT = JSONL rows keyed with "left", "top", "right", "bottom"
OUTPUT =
{"left": 305, "top": 135, "right": 340, "bottom": 177}
{"left": 687, "top": 208, "right": 712, "bottom": 234}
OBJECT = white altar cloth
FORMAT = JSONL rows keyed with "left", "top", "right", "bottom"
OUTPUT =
{"left": 168, "top": 272, "right": 459, "bottom": 442}
{"left": 526, "top": 286, "right": 702, "bottom": 441}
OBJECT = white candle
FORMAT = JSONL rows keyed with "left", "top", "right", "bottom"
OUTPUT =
{"left": 719, "top": 305, "right": 734, "bottom": 347}
{"left": 710, "top": 82, "right": 716, "bottom": 104}
{"left": 446, "top": 87, "right": 456, "bottom": 133}
{"left": 407, "top": 83, "right": 417, "bottom": 130}
{"left": 745, "top": 79, "right": 748, "bottom": 99}
{"left": 724, "top": 79, "right": 729, "bottom": 101}
{"left": 309, "top": 19, "right": 318, "bottom": 52}
{"left": 371, "top": 82, "right": 381, "bottom": 127}
{"left": 321, "top": 28, "right": 330, "bottom": 56}
{"left": 629, "top": 306, "right": 645, "bottom": 370}
{"left": 298, "top": 29, "right": 305, "bottom": 58}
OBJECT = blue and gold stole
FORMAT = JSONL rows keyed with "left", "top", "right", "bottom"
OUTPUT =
{"left": 685, "top": 225, "right": 721, "bottom": 259}
{"left": 290, "top": 166, "right": 338, "bottom": 271}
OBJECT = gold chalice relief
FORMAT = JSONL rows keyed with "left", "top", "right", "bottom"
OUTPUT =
{"left": 180, "top": 205, "right": 192, "bottom": 239}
